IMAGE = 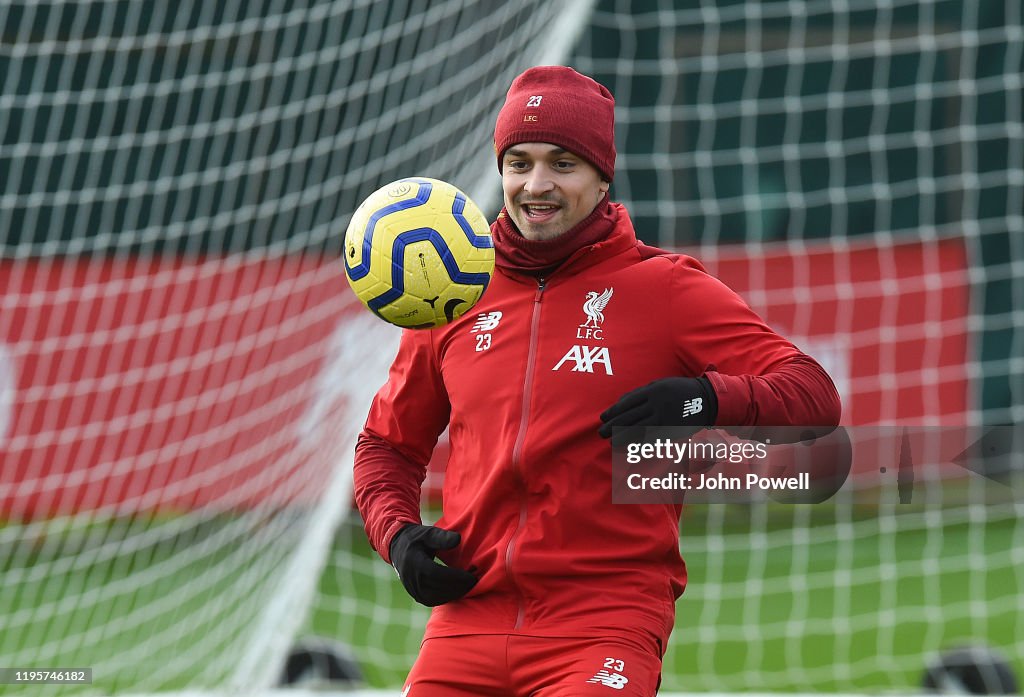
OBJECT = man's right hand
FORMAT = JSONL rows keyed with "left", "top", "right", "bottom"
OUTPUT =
{"left": 389, "top": 524, "right": 478, "bottom": 607}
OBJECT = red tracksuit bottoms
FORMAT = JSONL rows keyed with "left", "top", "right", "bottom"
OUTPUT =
{"left": 402, "top": 633, "right": 663, "bottom": 696}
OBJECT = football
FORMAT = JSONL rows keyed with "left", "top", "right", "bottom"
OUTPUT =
{"left": 344, "top": 177, "right": 494, "bottom": 329}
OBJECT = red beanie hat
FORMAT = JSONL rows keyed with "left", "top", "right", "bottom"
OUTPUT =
{"left": 494, "top": 66, "right": 616, "bottom": 182}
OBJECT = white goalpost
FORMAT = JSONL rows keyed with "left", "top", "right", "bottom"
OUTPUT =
{"left": 1, "top": 1, "right": 1020, "bottom": 696}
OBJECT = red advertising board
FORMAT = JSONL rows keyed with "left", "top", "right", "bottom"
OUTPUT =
{"left": 0, "top": 257, "right": 355, "bottom": 519}
{"left": 699, "top": 236, "right": 970, "bottom": 426}
{"left": 0, "top": 237, "right": 970, "bottom": 516}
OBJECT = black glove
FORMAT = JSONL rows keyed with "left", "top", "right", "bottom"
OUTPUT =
{"left": 598, "top": 376, "right": 718, "bottom": 441}
{"left": 389, "top": 524, "right": 478, "bottom": 607}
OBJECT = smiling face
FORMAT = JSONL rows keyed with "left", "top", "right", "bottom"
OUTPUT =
{"left": 501, "top": 142, "right": 610, "bottom": 241}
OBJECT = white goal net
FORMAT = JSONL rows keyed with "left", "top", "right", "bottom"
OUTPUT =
{"left": 0, "top": 1, "right": 590, "bottom": 694}
{"left": 561, "top": 3, "right": 1022, "bottom": 691}
{"left": 1, "top": 1, "right": 1020, "bottom": 695}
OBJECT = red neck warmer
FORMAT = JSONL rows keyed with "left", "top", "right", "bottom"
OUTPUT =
{"left": 492, "top": 197, "right": 617, "bottom": 275}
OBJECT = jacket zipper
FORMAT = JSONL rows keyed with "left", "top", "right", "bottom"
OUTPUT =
{"left": 504, "top": 277, "right": 546, "bottom": 630}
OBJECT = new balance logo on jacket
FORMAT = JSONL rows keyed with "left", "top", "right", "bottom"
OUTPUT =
{"left": 471, "top": 311, "right": 503, "bottom": 333}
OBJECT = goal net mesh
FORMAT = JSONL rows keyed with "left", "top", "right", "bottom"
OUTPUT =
{"left": 0, "top": 1, "right": 582, "bottom": 694}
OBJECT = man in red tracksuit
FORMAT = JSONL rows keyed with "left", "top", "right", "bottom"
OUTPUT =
{"left": 354, "top": 66, "right": 841, "bottom": 696}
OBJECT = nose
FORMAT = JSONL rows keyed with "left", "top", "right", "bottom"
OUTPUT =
{"left": 522, "top": 168, "right": 554, "bottom": 196}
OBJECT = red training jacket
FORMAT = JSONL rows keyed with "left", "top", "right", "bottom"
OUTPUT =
{"left": 354, "top": 204, "right": 841, "bottom": 655}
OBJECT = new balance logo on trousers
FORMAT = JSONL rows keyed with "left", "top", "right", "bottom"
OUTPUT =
{"left": 398, "top": 636, "right": 657, "bottom": 695}
{"left": 587, "top": 669, "right": 630, "bottom": 689}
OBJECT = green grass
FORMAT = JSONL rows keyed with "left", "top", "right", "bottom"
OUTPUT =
{"left": 2, "top": 505, "right": 1020, "bottom": 694}
{"left": 312, "top": 504, "right": 1022, "bottom": 692}
{"left": 0, "top": 515, "right": 287, "bottom": 695}
{"left": 667, "top": 505, "right": 1021, "bottom": 691}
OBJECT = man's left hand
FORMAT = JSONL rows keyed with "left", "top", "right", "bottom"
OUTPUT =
{"left": 598, "top": 376, "right": 718, "bottom": 441}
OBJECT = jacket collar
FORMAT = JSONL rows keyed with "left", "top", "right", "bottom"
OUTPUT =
{"left": 492, "top": 202, "right": 639, "bottom": 284}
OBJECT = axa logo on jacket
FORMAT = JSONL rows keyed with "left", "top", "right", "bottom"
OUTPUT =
{"left": 552, "top": 287, "right": 615, "bottom": 375}
{"left": 552, "top": 345, "right": 614, "bottom": 375}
